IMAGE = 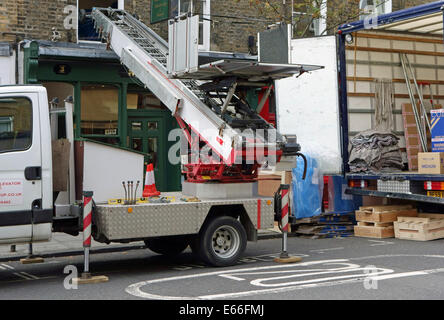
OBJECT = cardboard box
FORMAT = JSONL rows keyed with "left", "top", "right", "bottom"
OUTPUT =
{"left": 418, "top": 152, "right": 444, "bottom": 174}
{"left": 431, "top": 109, "right": 444, "bottom": 152}
{"left": 258, "top": 174, "right": 282, "bottom": 197}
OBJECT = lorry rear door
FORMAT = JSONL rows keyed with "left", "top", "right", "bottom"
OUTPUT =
{"left": 0, "top": 88, "right": 44, "bottom": 243}
{"left": 275, "top": 35, "right": 343, "bottom": 175}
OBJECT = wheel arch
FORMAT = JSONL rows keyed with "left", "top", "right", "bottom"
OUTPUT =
{"left": 200, "top": 204, "right": 257, "bottom": 242}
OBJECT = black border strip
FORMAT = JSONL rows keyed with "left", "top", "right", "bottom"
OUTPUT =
{"left": 0, "top": 209, "right": 52, "bottom": 227}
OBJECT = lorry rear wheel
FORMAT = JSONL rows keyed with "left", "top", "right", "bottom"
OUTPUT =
{"left": 144, "top": 236, "right": 189, "bottom": 256}
{"left": 197, "top": 216, "right": 247, "bottom": 267}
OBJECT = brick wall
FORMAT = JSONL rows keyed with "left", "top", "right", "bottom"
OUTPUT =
{"left": 0, "top": 0, "right": 77, "bottom": 42}
{"left": 393, "top": 0, "right": 434, "bottom": 11}
{"left": 0, "top": 0, "right": 437, "bottom": 51}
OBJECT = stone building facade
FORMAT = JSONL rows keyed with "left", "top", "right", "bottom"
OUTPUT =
{"left": 0, "top": 0, "right": 438, "bottom": 52}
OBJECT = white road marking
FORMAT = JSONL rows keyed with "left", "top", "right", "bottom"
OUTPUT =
{"left": 20, "top": 272, "right": 39, "bottom": 280}
{"left": 126, "top": 254, "right": 444, "bottom": 300}
{"left": 218, "top": 262, "right": 363, "bottom": 282}
{"left": 219, "top": 274, "right": 246, "bottom": 281}
{"left": 0, "top": 265, "right": 5, "bottom": 270}
{"left": 13, "top": 272, "right": 33, "bottom": 280}
{"left": 199, "top": 267, "right": 444, "bottom": 300}
{"left": 350, "top": 254, "right": 444, "bottom": 261}
{"left": 250, "top": 267, "right": 392, "bottom": 288}
{"left": 12, "top": 272, "right": 39, "bottom": 281}
{"left": 172, "top": 253, "right": 308, "bottom": 271}
{"left": 126, "top": 259, "right": 348, "bottom": 300}
{"left": 368, "top": 240, "right": 394, "bottom": 246}
{"left": 310, "top": 247, "right": 344, "bottom": 253}
{"left": 1, "top": 264, "right": 14, "bottom": 270}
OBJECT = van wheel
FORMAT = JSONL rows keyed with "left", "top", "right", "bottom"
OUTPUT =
{"left": 197, "top": 216, "right": 247, "bottom": 267}
{"left": 144, "top": 236, "right": 189, "bottom": 256}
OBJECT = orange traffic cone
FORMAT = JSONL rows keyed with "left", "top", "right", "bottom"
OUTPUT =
{"left": 143, "top": 164, "right": 160, "bottom": 197}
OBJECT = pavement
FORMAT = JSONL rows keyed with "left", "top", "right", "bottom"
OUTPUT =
{"left": 0, "top": 226, "right": 283, "bottom": 263}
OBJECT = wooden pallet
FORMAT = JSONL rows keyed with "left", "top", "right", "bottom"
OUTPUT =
{"left": 394, "top": 213, "right": 444, "bottom": 241}
{"left": 354, "top": 205, "right": 418, "bottom": 239}
{"left": 357, "top": 221, "right": 393, "bottom": 228}
{"left": 354, "top": 225, "right": 395, "bottom": 239}
{"left": 355, "top": 205, "right": 418, "bottom": 223}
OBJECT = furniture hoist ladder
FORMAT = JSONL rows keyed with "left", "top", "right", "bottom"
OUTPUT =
{"left": 91, "top": 8, "right": 312, "bottom": 182}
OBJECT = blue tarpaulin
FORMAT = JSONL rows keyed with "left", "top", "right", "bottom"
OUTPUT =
{"left": 292, "top": 155, "right": 323, "bottom": 219}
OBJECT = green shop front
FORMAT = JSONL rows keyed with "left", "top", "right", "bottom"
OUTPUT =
{"left": 22, "top": 40, "right": 181, "bottom": 192}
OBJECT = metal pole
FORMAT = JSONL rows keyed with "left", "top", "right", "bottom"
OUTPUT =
{"left": 400, "top": 53, "right": 428, "bottom": 151}
{"left": 84, "top": 248, "right": 90, "bottom": 274}
{"left": 405, "top": 55, "right": 432, "bottom": 134}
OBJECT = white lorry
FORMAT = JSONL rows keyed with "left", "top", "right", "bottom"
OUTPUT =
{"left": 0, "top": 9, "right": 319, "bottom": 267}
{"left": 276, "top": 1, "right": 444, "bottom": 212}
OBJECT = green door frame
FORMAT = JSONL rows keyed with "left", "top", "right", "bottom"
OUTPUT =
{"left": 128, "top": 109, "right": 170, "bottom": 192}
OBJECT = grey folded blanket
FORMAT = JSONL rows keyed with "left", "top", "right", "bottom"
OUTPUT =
{"left": 349, "top": 130, "right": 403, "bottom": 173}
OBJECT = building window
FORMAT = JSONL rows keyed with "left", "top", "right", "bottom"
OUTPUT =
{"left": 169, "top": 0, "right": 211, "bottom": 50}
{"left": 80, "top": 84, "right": 119, "bottom": 139}
{"left": 199, "top": 0, "right": 211, "bottom": 51}
{"left": 0, "top": 97, "right": 32, "bottom": 153}
{"left": 77, "top": 0, "right": 124, "bottom": 42}
{"left": 170, "top": 0, "right": 193, "bottom": 17}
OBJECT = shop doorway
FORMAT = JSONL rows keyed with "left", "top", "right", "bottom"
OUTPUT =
{"left": 128, "top": 114, "right": 167, "bottom": 192}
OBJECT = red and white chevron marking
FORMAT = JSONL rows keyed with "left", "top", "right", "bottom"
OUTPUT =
{"left": 281, "top": 188, "right": 289, "bottom": 233}
{"left": 83, "top": 195, "right": 92, "bottom": 248}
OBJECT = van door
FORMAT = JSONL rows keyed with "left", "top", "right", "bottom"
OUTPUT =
{"left": 0, "top": 90, "right": 43, "bottom": 244}
{"left": 275, "top": 35, "right": 342, "bottom": 175}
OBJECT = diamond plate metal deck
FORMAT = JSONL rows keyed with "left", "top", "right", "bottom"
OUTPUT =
{"left": 94, "top": 194, "right": 274, "bottom": 241}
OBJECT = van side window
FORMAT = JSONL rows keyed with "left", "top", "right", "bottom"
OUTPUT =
{"left": 0, "top": 97, "right": 32, "bottom": 153}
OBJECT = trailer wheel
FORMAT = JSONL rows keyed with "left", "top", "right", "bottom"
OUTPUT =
{"left": 144, "top": 236, "right": 189, "bottom": 256}
{"left": 197, "top": 216, "right": 247, "bottom": 267}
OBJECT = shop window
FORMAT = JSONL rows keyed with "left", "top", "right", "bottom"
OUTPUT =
{"left": 80, "top": 84, "right": 119, "bottom": 137}
{"left": 148, "top": 122, "right": 158, "bottom": 130}
{"left": 0, "top": 97, "right": 32, "bottom": 153}
{"left": 78, "top": 0, "right": 123, "bottom": 42}
{"left": 131, "top": 122, "right": 142, "bottom": 131}
{"left": 127, "top": 91, "right": 164, "bottom": 110}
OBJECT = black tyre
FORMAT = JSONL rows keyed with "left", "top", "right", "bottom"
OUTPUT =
{"left": 144, "top": 236, "right": 190, "bottom": 256}
{"left": 197, "top": 216, "right": 247, "bottom": 267}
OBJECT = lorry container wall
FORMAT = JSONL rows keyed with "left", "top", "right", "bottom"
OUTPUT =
{"left": 275, "top": 35, "right": 342, "bottom": 175}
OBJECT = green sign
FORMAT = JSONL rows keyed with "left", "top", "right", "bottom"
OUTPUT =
{"left": 151, "top": 0, "right": 170, "bottom": 24}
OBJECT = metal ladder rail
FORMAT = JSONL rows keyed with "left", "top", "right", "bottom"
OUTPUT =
{"left": 92, "top": 8, "right": 262, "bottom": 164}
{"left": 113, "top": 13, "right": 222, "bottom": 113}
{"left": 404, "top": 54, "right": 432, "bottom": 135}
{"left": 94, "top": 8, "right": 228, "bottom": 120}
{"left": 399, "top": 53, "right": 428, "bottom": 152}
